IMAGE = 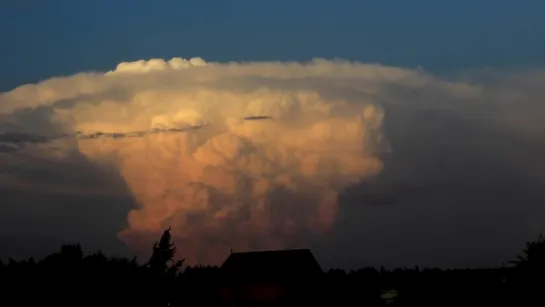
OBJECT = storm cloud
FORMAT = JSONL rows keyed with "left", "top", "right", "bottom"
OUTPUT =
{"left": 1, "top": 58, "right": 544, "bottom": 267}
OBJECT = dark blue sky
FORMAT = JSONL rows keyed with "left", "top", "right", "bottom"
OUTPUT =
{"left": 2, "top": 0, "right": 545, "bottom": 91}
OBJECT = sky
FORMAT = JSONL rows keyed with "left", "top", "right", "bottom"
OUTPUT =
{"left": 1, "top": 0, "right": 545, "bottom": 269}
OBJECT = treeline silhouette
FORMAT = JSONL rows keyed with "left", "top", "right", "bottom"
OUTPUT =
{"left": 1, "top": 229, "right": 544, "bottom": 306}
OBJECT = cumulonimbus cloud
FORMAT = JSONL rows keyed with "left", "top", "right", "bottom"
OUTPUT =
{"left": 3, "top": 56, "right": 527, "bottom": 265}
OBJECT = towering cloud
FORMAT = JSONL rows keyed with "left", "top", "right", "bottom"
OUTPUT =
{"left": 0, "top": 57, "right": 395, "bottom": 264}
{"left": 3, "top": 57, "right": 545, "bottom": 267}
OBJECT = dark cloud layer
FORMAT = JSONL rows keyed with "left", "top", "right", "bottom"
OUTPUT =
{"left": 0, "top": 150, "right": 135, "bottom": 260}
{"left": 324, "top": 104, "right": 545, "bottom": 269}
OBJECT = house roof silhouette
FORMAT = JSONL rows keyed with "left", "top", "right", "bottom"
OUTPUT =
{"left": 221, "top": 249, "right": 323, "bottom": 280}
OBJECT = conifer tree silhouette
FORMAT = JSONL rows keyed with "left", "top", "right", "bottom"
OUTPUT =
{"left": 512, "top": 234, "right": 545, "bottom": 271}
{"left": 147, "top": 227, "right": 185, "bottom": 277}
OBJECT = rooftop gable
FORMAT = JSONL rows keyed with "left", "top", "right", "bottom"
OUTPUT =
{"left": 221, "top": 249, "right": 323, "bottom": 279}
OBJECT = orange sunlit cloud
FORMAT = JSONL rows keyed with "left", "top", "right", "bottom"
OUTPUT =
{"left": 0, "top": 57, "right": 486, "bottom": 264}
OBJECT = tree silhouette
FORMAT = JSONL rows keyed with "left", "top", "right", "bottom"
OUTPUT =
{"left": 60, "top": 244, "right": 83, "bottom": 261}
{"left": 147, "top": 227, "right": 185, "bottom": 277}
{"left": 511, "top": 234, "right": 545, "bottom": 271}
{"left": 4, "top": 230, "right": 545, "bottom": 306}
{"left": 508, "top": 234, "right": 545, "bottom": 304}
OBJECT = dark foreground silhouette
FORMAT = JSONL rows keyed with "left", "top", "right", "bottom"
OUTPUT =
{"left": 1, "top": 229, "right": 544, "bottom": 306}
